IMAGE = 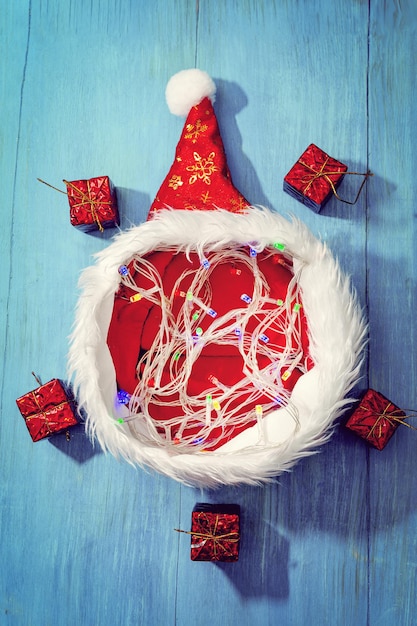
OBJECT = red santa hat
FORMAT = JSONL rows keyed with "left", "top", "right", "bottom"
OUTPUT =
{"left": 68, "top": 69, "right": 366, "bottom": 488}
{"left": 148, "top": 69, "right": 250, "bottom": 216}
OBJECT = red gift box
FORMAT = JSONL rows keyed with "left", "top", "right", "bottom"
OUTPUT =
{"left": 345, "top": 389, "right": 407, "bottom": 450}
{"left": 65, "top": 176, "right": 119, "bottom": 232}
{"left": 188, "top": 504, "right": 240, "bottom": 562}
{"left": 283, "top": 144, "right": 347, "bottom": 212}
{"left": 16, "top": 379, "right": 79, "bottom": 442}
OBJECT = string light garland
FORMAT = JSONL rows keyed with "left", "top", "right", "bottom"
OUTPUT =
{"left": 115, "top": 242, "right": 307, "bottom": 452}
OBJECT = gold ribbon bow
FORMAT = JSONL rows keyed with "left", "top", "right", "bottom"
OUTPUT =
{"left": 175, "top": 513, "right": 239, "bottom": 559}
{"left": 298, "top": 158, "right": 372, "bottom": 205}
{"left": 25, "top": 374, "right": 72, "bottom": 438}
{"left": 63, "top": 179, "right": 107, "bottom": 232}
{"left": 37, "top": 178, "right": 109, "bottom": 231}
{"left": 362, "top": 402, "right": 417, "bottom": 440}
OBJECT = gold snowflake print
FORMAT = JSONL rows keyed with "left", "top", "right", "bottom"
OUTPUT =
{"left": 230, "top": 194, "right": 248, "bottom": 213}
{"left": 186, "top": 152, "right": 218, "bottom": 185}
{"left": 185, "top": 119, "right": 208, "bottom": 143}
{"left": 168, "top": 175, "right": 184, "bottom": 190}
{"left": 201, "top": 191, "right": 212, "bottom": 204}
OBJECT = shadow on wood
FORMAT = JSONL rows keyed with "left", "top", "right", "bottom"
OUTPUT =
{"left": 215, "top": 509, "right": 290, "bottom": 599}
{"left": 320, "top": 170, "right": 395, "bottom": 220}
{"left": 193, "top": 488, "right": 290, "bottom": 599}
{"left": 48, "top": 423, "right": 102, "bottom": 464}
{"left": 214, "top": 79, "right": 272, "bottom": 209}
{"left": 116, "top": 187, "right": 151, "bottom": 228}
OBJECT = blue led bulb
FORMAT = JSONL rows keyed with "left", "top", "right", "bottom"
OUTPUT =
{"left": 117, "top": 390, "right": 131, "bottom": 404}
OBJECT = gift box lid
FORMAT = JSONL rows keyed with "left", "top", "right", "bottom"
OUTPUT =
{"left": 193, "top": 503, "right": 240, "bottom": 516}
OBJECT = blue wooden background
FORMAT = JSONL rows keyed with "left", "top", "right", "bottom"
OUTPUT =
{"left": 1, "top": 1, "right": 416, "bottom": 624}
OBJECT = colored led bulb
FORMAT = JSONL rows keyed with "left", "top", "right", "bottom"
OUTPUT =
{"left": 117, "top": 390, "right": 131, "bottom": 404}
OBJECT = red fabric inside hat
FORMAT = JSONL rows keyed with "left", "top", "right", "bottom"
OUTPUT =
{"left": 107, "top": 248, "right": 312, "bottom": 450}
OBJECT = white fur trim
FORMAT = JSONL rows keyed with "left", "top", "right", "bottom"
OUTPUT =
{"left": 165, "top": 69, "right": 216, "bottom": 116}
{"left": 68, "top": 208, "right": 366, "bottom": 487}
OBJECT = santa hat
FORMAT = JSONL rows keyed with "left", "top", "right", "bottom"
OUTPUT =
{"left": 148, "top": 69, "right": 250, "bottom": 217}
{"left": 68, "top": 69, "right": 366, "bottom": 488}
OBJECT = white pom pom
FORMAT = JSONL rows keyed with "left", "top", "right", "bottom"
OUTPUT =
{"left": 165, "top": 69, "right": 216, "bottom": 116}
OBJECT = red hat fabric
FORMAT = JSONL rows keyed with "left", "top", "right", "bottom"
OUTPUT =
{"left": 69, "top": 69, "right": 366, "bottom": 486}
{"left": 148, "top": 69, "right": 250, "bottom": 217}
{"left": 105, "top": 69, "right": 312, "bottom": 452}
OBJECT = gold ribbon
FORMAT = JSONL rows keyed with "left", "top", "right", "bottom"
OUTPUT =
{"left": 31, "top": 371, "right": 42, "bottom": 386}
{"left": 362, "top": 402, "right": 417, "bottom": 440}
{"left": 25, "top": 394, "right": 70, "bottom": 435}
{"left": 63, "top": 179, "right": 106, "bottom": 232}
{"left": 25, "top": 379, "right": 73, "bottom": 438}
{"left": 38, "top": 178, "right": 109, "bottom": 231}
{"left": 175, "top": 514, "right": 239, "bottom": 559}
{"left": 27, "top": 391, "right": 52, "bottom": 435}
{"left": 298, "top": 158, "right": 372, "bottom": 205}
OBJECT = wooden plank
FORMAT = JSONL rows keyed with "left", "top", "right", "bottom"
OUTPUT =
{"left": 367, "top": 1, "right": 417, "bottom": 624}
{"left": 0, "top": 3, "right": 31, "bottom": 384}
{"left": 176, "top": 1, "right": 370, "bottom": 623}
{"left": 1, "top": 1, "right": 197, "bottom": 624}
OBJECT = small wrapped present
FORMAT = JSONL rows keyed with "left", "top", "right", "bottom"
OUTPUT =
{"left": 345, "top": 388, "right": 409, "bottom": 450}
{"left": 284, "top": 144, "right": 348, "bottom": 212}
{"left": 176, "top": 503, "right": 240, "bottom": 561}
{"left": 16, "top": 378, "right": 79, "bottom": 442}
{"left": 65, "top": 176, "right": 119, "bottom": 232}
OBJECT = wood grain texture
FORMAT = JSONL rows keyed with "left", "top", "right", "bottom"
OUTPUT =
{"left": 367, "top": 1, "right": 417, "bottom": 624}
{"left": 1, "top": 1, "right": 415, "bottom": 625}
